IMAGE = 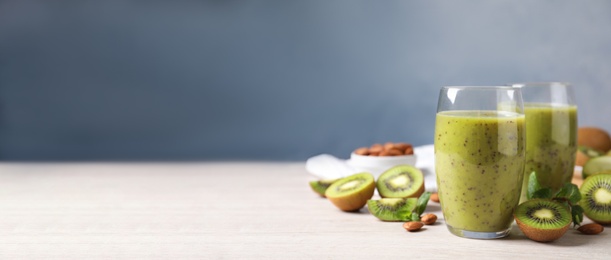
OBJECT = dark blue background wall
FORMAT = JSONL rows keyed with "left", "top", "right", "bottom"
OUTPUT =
{"left": 1, "top": 1, "right": 610, "bottom": 161}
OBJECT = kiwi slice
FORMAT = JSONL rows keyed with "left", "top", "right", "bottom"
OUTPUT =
{"left": 514, "top": 199, "right": 571, "bottom": 242}
{"left": 579, "top": 173, "right": 611, "bottom": 224}
{"left": 325, "top": 172, "right": 375, "bottom": 212}
{"left": 583, "top": 156, "right": 611, "bottom": 179}
{"left": 309, "top": 178, "right": 340, "bottom": 197}
{"left": 376, "top": 165, "right": 424, "bottom": 198}
{"left": 367, "top": 198, "right": 418, "bottom": 221}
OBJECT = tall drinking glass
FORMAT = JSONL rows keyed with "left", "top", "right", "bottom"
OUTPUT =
{"left": 512, "top": 82, "right": 577, "bottom": 202}
{"left": 435, "top": 86, "right": 526, "bottom": 239}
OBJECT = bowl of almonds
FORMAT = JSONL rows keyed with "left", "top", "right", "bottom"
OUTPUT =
{"left": 347, "top": 142, "right": 417, "bottom": 176}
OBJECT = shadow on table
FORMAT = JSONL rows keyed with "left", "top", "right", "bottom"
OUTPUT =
{"left": 504, "top": 224, "right": 600, "bottom": 246}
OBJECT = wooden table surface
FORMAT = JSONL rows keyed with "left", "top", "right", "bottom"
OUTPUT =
{"left": 0, "top": 162, "right": 608, "bottom": 259}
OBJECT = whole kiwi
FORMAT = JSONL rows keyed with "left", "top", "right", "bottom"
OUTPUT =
{"left": 578, "top": 127, "right": 611, "bottom": 153}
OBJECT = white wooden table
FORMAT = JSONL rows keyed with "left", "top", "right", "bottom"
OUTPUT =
{"left": 0, "top": 162, "right": 608, "bottom": 259}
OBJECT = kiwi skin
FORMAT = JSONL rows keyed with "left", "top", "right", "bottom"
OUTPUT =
{"left": 579, "top": 173, "right": 611, "bottom": 225}
{"left": 325, "top": 173, "right": 375, "bottom": 212}
{"left": 514, "top": 199, "right": 571, "bottom": 242}
{"left": 578, "top": 127, "right": 611, "bottom": 153}
{"left": 309, "top": 179, "right": 340, "bottom": 197}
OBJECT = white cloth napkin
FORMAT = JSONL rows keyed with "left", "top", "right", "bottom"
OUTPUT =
{"left": 306, "top": 144, "right": 437, "bottom": 192}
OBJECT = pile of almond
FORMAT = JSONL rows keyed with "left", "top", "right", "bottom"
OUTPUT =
{"left": 354, "top": 142, "right": 414, "bottom": 156}
{"left": 403, "top": 213, "right": 438, "bottom": 232}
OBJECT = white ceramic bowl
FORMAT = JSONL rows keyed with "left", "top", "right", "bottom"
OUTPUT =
{"left": 347, "top": 153, "right": 417, "bottom": 177}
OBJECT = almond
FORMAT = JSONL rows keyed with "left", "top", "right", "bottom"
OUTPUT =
{"left": 430, "top": 193, "right": 440, "bottom": 203}
{"left": 387, "top": 148, "right": 403, "bottom": 156}
{"left": 403, "top": 221, "right": 424, "bottom": 232}
{"left": 578, "top": 223, "right": 604, "bottom": 235}
{"left": 404, "top": 146, "right": 414, "bottom": 155}
{"left": 369, "top": 145, "right": 383, "bottom": 153}
{"left": 421, "top": 214, "right": 437, "bottom": 225}
{"left": 395, "top": 142, "right": 411, "bottom": 151}
{"left": 384, "top": 142, "right": 395, "bottom": 150}
{"left": 354, "top": 147, "right": 369, "bottom": 155}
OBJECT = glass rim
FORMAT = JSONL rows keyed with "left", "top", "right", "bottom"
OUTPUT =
{"left": 510, "top": 82, "right": 571, "bottom": 88}
{"left": 442, "top": 86, "right": 517, "bottom": 91}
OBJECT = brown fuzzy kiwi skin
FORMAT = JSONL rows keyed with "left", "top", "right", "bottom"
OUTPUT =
{"left": 326, "top": 181, "right": 375, "bottom": 212}
{"left": 380, "top": 184, "right": 424, "bottom": 199}
{"left": 575, "top": 149, "right": 590, "bottom": 167}
{"left": 514, "top": 217, "right": 570, "bottom": 242}
{"left": 578, "top": 127, "right": 611, "bottom": 153}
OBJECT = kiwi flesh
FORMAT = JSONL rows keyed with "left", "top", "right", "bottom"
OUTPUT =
{"left": 576, "top": 146, "right": 603, "bottom": 166}
{"left": 309, "top": 178, "right": 341, "bottom": 197}
{"left": 579, "top": 173, "right": 611, "bottom": 224}
{"left": 376, "top": 165, "right": 424, "bottom": 198}
{"left": 367, "top": 198, "right": 418, "bottom": 221}
{"left": 514, "top": 199, "right": 571, "bottom": 242}
{"left": 583, "top": 156, "right": 611, "bottom": 179}
{"left": 325, "top": 172, "right": 375, "bottom": 211}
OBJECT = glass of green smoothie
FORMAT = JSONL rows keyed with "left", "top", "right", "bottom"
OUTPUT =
{"left": 512, "top": 82, "right": 577, "bottom": 203}
{"left": 435, "top": 86, "right": 526, "bottom": 239}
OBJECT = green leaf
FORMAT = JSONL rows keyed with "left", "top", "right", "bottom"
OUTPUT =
{"left": 571, "top": 205, "right": 584, "bottom": 227}
{"left": 531, "top": 188, "right": 552, "bottom": 199}
{"left": 527, "top": 172, "right": 543, "bottom": 200}
{"left": 410, "top": 212, "right": 421, "bottom": 221}
{"left": 395, "top": 207, "right": 412, "bottom": 221}
{"left": 553, "top": 183, "right": 582, "bottom": 204}
{"left": 568, "top": 185, "right": 582, "bottom": 204}
{"left": 414, "top": 192, "right": 432, "bottom": 216}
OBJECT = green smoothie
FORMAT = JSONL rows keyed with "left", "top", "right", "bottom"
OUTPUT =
{"left": 435, "top": 110, "right": 525, "bottom": 232}
{"left": 520, "top": 104, "right": 577, "bottom": 202}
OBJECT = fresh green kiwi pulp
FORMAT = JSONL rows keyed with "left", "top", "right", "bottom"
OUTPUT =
{"left": 579, "top": 173, "right": 611, "bottom": 224}
{"left": 367, "top": 198, "right": 417, "bottom": 221}
{"left": 579, "top": 146, "right": 604, "bottom": 158}
{"left": 325, "top": 172, "right": 375, "bottom": 212}
{"left": 583, "top": 156, "right": 611, "bottom": 179}
{"left": 376, "top": 165, "right": 424, "bottom": 198}
{"left": 514, "top": 199, "right": 571, "bottom": 242}
{"left": 309, "top": 178, "right": 340, "bottom": 197}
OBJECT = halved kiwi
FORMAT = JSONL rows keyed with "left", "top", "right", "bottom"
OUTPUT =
{"left": 309, "top": 178, "right": 341, "bottom": 197}
{"left": 376, "top": 165, "right": 424, "bottom": 198}
{"left": 514, "top": 199, "right": 571, "bottom": 242}
{"left": 325, "top": 172, "right": 375, "bottom": 211}
{"left": 367, "top": 198, "right": 417, "bottom": 221}
{"left": 579, "top": 173, "right": 611, "bottom": 224}
{"left": 576, "top": 146, "right": 604, "bottom": 166}
{"left": 583, "top": 156, "right": 611, "bottom": 179}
